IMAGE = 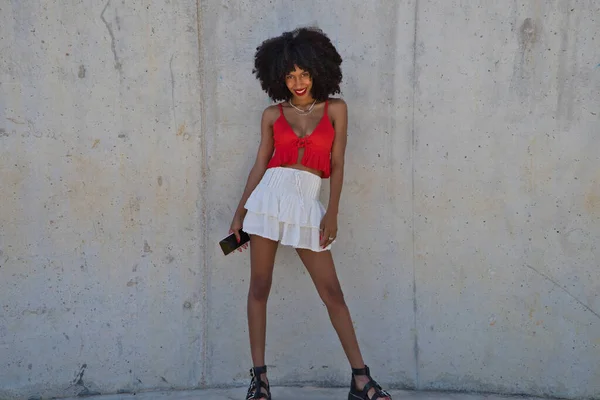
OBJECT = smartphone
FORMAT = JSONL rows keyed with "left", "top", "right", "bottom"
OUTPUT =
{"left": 219, "top": 230, "right": 250, "bottom": 256}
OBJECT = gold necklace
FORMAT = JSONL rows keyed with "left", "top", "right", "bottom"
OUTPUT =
{"left": 288, "top": 99, "right": 316, "bottom": 115}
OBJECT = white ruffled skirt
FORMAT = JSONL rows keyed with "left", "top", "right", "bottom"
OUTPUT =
{"left": 243, "top": 167, "right": 332, "bottom": 252}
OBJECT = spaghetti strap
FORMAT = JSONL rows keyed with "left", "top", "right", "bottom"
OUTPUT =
{"left": 278, "top": 103, "right": 284, "bottom": 115}
{"left": 324, "top": 100, "right": 328, "bottom": 112}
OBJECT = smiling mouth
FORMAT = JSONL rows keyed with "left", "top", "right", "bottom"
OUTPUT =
{"left": 294, "top": 88, "right": 307, "bottom": 96}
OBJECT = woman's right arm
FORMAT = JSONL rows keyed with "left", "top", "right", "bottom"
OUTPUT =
{"left": 230, "top": 106, "right": 277, "bottom": 241}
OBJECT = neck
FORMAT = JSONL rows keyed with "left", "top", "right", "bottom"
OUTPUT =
{"left": 290, "top": 97, "right": 316, "bottom": 107}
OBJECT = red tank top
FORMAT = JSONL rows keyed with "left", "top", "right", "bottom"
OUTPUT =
{"left": 266, "top": 100, "right": 335, "bottom": 178}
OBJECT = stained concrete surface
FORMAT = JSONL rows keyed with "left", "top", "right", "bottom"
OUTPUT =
{"left": 58, "top": 387, "right": 543, "bottom": 400}
{"left": 1, "top": 1, "right": 599, "bottom": 400}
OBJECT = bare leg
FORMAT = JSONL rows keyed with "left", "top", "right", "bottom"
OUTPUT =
{"left": 247, "top": 234, "right": 278, "bottom": 391}
{"left": 296, "top": 248, "right": 390, "bottom": 400}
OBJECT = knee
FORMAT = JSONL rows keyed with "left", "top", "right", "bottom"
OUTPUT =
{"left": 249, "top": 276, "right": 272, "bottom": 303}
{"left": 319, "top": 282, "right": 346, "bottom": 309}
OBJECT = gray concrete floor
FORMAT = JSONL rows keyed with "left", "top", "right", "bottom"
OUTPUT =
{"left": 60, "top": 387, "right": 541, "bottom": 400}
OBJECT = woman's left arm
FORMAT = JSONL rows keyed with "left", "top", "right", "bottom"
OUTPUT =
{"left": 320, "top": 99, "right": 348, "bottom": 248}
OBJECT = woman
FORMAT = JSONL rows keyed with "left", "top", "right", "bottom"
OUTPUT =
{"left": 229, "top": 27, "right": 392, "bottom": 400}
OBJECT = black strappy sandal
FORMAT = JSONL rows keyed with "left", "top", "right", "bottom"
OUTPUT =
{"left": 246, "top": 365, "right": 271, "bottom": 400}
{"left": 348, "top": 365, "right": 392, "bottom": 400}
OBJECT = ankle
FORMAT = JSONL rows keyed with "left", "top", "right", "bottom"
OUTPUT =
{"left": 351, "top": 363, "right": 366, "bottom": 372}
{"left": 251, "top": 366, "right": 268, "bottom": 382}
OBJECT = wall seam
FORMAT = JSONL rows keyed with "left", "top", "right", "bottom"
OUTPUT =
{"left": 196, "top": 0, "right": 209, "bottom": 389}
{"left": 411, "top": 0, "right": 420, "bottom": 390}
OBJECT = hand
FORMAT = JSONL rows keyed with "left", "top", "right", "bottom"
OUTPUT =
{"left": 319, "top": 211, "right": 338, "bottom": 249}
{"left": 230, "top": 213, "right": 249, "bottom": 253}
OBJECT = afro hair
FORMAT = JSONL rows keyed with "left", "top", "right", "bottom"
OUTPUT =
{"left": 253, "top": 27, "right": 342, "bottom": 102}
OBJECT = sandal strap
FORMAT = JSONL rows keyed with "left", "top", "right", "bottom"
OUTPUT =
{"left": 247, "top": 393, "right": 269, "bottom": 400}
{"left": 246, "top": 383, "right": 270, "bottom": 399}
{"left": 246, "top": 392, "right": 268, "bottom": 400}
{"left": 247, "top": 366, "right": 270, "bottom": 400}
{"left": 359, "top": 382, "right": 391, "bottom": 400}
{"left": 360, "top": 381, "right": 376, "bottom": 397}
{"left": 352, "top": 365, "right": 371, "bottom": 376}
{"left": 249, "top": 380, "right": 269, "bottom": 389}
{"left": 350, "top": 365, "right": 392, "bottom": 399}
{"left": 251, "top": 365, "right": 268, "bottom": 376}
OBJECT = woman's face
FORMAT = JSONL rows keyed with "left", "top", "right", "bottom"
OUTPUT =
{"left": 285, "top": 65, "right": 313, "bottom": 101}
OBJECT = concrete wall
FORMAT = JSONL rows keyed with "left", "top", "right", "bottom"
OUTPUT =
{"left": 0, "top": 1, "right": 598, "bottom": 399}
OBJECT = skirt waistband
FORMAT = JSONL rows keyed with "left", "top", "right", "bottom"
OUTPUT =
{"left": 260, "top": 167, "right": 322, "bottom": 199}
